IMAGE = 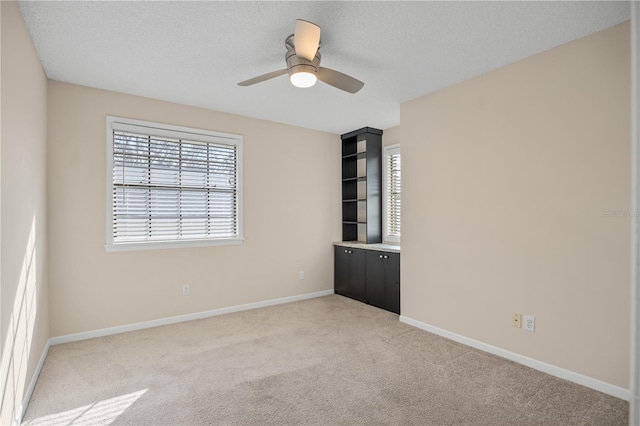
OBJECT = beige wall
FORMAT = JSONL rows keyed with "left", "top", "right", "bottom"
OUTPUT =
{"left": 1, "top": 1, "right": 50, "bottom": 423}
{"left": 47, "top": 82, "right": 341, "bottom": 336}
{"left": 383, "top": 125, "right": 401, "bottom": 147}
{"left": 401, "top": 22, "right": 630, "bottom": 388}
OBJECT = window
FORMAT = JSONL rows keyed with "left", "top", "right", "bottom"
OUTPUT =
{"left": 106, "top": 116, "right": 243, "bottom": 251}
{"left": 384, "top": 144, "right": 401, "bottom": 243}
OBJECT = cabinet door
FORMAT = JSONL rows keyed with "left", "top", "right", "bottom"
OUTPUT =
{"left": 348, "top": 248, "right": 367, "bottom": 302}
{"left": 365, "top": 251, "right": 386, "bottom": 310}
{"left": 383, "top": 253, "right": 401, "bottom": 314}
{"left": 334, "top": 247, "right": 350, "bottom": 296}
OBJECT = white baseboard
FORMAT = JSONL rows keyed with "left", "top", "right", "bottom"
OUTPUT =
{"left": 400, "top": 315, "right": 630, "bottom": 401}
{"left": 50, "top": 289, "right": 334, "bottom": 345}
{"left": 14, "top": 339, "right": 51, "bottom": 425}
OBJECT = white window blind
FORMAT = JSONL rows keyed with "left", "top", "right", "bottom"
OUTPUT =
{"left": 385, "top": 145, "right": 401, "bottom": 242}
{"left": 106, "top": 117, "right": 243, "bottom": 251}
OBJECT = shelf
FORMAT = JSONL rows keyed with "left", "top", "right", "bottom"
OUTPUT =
{"left": 342, "top": 176, "right": 367, "bottom": 182}
{"left": 340, "top": 127, "right": 383, "bottom": 244}
{"left": 342, "top": 152, "right": 367, "bottom": 160}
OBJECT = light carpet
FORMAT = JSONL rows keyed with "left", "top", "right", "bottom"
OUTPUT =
{"left": 23, "top": 295, "right": 628, "bottom": 425}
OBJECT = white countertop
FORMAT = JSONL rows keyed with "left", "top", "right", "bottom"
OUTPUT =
{"left": 333, "top": 241, "right": 400, "bottom": 253}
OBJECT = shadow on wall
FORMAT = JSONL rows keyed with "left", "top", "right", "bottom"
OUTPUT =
{"left": 1, "top": 217, "right": 39, "bottom": 424}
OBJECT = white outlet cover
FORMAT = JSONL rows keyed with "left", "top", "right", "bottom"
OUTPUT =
{"left": 523, "top": 315, "right": 535, "bottom": 332}
{"left": 299, "top": 271, "right": 305, "bottom": 280}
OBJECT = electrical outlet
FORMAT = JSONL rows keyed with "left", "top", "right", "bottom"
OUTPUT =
{"left": 523, "top": 315, "right": 535, "bottom": 332}
{"left": 299, "top": 270, "right": 305, "bottom": 280}
{"left": 182, "top": 284, "right": 190, "bottom": 296}
{"left": 512, "top": 313, "right": 522, "bottom": 328}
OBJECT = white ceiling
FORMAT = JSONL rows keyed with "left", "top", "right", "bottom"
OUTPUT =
{"left": 18, "top": 1, "right": 629, "bottom": 135}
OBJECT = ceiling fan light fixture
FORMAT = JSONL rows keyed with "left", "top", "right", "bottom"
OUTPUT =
{"left": 237, "top": 20, "right": 364, "bottom": 93}
{"left": 289, "top": 68, "right": 317, "bottom": 88}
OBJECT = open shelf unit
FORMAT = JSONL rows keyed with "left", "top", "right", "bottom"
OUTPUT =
{"left": 341, "top": 127, "right": 383, "bottom": 243}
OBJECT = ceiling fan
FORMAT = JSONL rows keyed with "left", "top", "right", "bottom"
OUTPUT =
{"left": 238, "top": 20, "right": 364, "bottom": 94}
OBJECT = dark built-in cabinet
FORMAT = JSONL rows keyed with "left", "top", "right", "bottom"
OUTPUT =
{"left": 365, "top": 250, "right": 400, "bottom": 315}
{"left": 341, "top": 127, "right": 382, "bottom": 243}
{"left": 334, "top": 247, "right": 366, "bottom": 302}
{"left": 337, "top": 127, "right": 398, "bottom": 314}
{"left": 334, "top": 245, "right": 400, "bottom": 314}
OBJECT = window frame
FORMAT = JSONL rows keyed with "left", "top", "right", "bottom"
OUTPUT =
{"left": 383, "top": 144, "right": 401, "bottom": 244}
{"left": 105, "top": 116, "right": 243, "bottom": 252}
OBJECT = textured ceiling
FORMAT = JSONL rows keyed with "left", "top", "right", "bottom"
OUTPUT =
{"left": 18, "top": 1, "right": 629, "bottom": 135}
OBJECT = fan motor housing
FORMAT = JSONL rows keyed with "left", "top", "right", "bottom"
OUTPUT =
{"left": 285, "top": 35, "right": 321, "bottom": 77}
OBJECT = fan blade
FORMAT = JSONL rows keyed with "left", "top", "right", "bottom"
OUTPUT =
{"left": 317, "top": 67, "right": 364, "bottom": 94}
{"left": 294, "top": 19, "right": 321, "bottom": 61}
{"left": 238, "top": 69, "right": 288, "bottom": 86}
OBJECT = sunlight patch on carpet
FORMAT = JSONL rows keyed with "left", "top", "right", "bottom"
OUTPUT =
{"left": 24, "top": 389, "right": 147, "bottom": 426}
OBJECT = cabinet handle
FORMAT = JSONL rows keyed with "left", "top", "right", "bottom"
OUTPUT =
{"left": 384, "top": 255, "right": 389, "bottom": 259}
{"left": 379, "top": 255, "right": 383, "bottom": 259}
{"left": 345, "top": 249, "right": 348, "bottom": 253}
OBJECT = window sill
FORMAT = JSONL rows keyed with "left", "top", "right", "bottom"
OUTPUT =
{"left": 105, "top": 237, "right": 244, "bottom": 252}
